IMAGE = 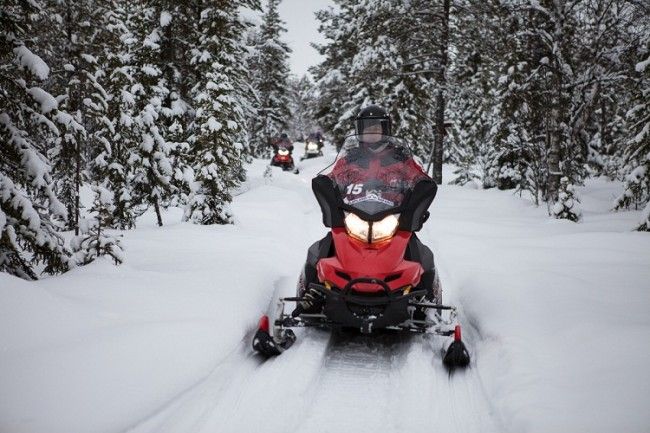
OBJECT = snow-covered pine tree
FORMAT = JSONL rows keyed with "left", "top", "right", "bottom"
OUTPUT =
{"left": 311, "top": 0, "right": 358, "bottom": 147}
{"left": 41, "top": 0, "right": 108, "bottom": 235}
{"left": 129, "top": 4, "right": 177, "bottom": 227}
{"left": 573, "top": 1, "right": 633, "bottom": 177}
{"left": 90, "top": 0, "right": 141, "bottom": 229}
{"left": 72, "top": 184, "right": 124, "bottom": 265}
{"left": 371, "top": 0, "right": 438, "bottom": 157}
{"left": 313, "top": 0, "right": 437, "bottom": 157}
{"left": 184, "top": 0, "right": 257, "bottom": 225}
{"left": 249, "top": 0, "right": 292, "bottom": 157}
{"left": 552, "top": 177, "right": 582, "bottom": 222}
{"left": 458, "top": 0, "right": 589, "bottom": 209}
{"left": 446, "top": 0, "right": 505, "bottom": 188}
{"left": 527, "top": 1, "right": 590, "bottom": 206}
{"left": 614, "top": 33, "right": 650, "bottom": 231}
{"left": 490, "top": 52, "right": 543, "bottom": 199}
{"left": 288, "top": 75, "right": 317, "bottom": 141}
{"left": 153, "top": 1, "right": 194, "bottom": 208}
{"left": 401, "top": 0, "right": 453, "bottom": 182}
{"left": 1, "top": 1, "right": 72, "bottom": 279}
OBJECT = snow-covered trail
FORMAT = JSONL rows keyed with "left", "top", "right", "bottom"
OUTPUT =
{"left": 128, "top": 305, "right": 498, "bottom": 433}
{"left": 1, "top": 143, "right": 649, "bottom": 433}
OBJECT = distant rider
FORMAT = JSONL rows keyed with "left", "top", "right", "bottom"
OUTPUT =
{"left": 272, "top": 133, "right": 293, "bottom": 152}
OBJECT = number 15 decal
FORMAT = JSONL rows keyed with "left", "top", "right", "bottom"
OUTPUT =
{"left": 346, "top": 183, "right": 363, "bottom": 195}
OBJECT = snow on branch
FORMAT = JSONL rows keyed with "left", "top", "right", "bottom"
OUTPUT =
{"left": 13, "top": 45, "right": 50, "bottom": 80}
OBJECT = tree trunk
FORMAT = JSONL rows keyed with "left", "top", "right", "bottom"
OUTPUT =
{"left": 546, "top": 116, "right": 561, "bottom": 208}
{"left": 600, "top": 96, "right": 609, "bottom": 154}
{"left": 162, "top": 7, "right": 175, "bottom": 110}
{"left": 546, "top": 3, "right": 566, "bottom": 209}
{"left": 74, "top": 135, "right": 81, "bottom": 236}
{"left": 433, "top": 0, "right": 450, "bottom": 185}
{"left": 154, "top": 199, "right": 163, "bottom": 227}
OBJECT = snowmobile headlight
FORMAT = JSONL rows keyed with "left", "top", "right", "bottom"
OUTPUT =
{"left": 371, "top": 214, "right": 399, "bottom": 242}
{"left": 307, "top": 142, "right": 319, "bottom": 151}
{"left": 278, "top": 149, "right": 290, "bottom": 156}
{"left": 344, "top": 213, "right": 400, "bottom": 243}
{"left": 344, "top": 212, "right": 370, "bottom": 243}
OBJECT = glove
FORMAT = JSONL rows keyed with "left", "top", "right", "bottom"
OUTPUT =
{"left": 292, "top": 286, "right": 324, "bottom": 317}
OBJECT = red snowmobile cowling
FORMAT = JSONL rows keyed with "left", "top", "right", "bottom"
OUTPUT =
{"left": 316, "top": 228, "right": 423, "bottom": 293}
{"left": 273, "top": 154, "right": 292, "bottom": 163}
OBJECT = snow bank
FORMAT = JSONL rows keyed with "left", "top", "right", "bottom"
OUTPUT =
{"left": 426, "top": 173, "right": 650, "bottom": 433}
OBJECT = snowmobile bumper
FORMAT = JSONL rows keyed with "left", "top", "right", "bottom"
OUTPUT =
{"left": 252, "top": 279, "right": 471, "bottom": 367}
{"left": 312, "top": 278, "right": 425, "bottom": 333}
{"left": 300, "top": 150, "right": 323, "bottom": 160}
{"left": 281, "top": 280, "right": 459, "bottom": 336}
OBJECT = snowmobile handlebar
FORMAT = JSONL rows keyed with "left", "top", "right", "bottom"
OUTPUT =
{"left": 342, "top": 277, "right": 391, "bottom": 295}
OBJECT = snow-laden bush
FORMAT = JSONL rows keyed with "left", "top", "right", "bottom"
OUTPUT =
{"left": 552, "top": 177, "right": 582, "bottom": 222}
{"left": 72, "top": 185, "right": 124, "bottom": 265}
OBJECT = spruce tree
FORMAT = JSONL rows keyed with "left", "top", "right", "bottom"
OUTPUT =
{"left": 311, "top": 1, "right": 358, "bottom": 147}
{"left": 1, "top": 1, "right": 72, "bottom": 279}
{"left": 41, "top": 0, "right": 108, "bottom": 235}
{"left": 130, "top": 4, "right": 177, "bottom": 227}
{"left": 184, "top": 0, "right": 256, "bottom": 224}
{"left": 249, "top": 0, "right": 292, "bottom": 157}
{"left": 614, "top": 39, "right": 650, "bottom": 231}
{"left": 313, "top": 0, "right": 438, "bottom": 156}
{"left": 72, "top": 184, "right": 124, "bottom": 265}
{"left": 288, "top": 75, "right": 317, "bottom": 140}
{"left": 91, "top": 0, "right": 141, "bottom": 229}
{"left": 552, "top": 177, "right": 582, "bottom": 222}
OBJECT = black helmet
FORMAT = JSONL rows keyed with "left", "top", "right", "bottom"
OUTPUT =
{"left": 280, "top": 133, "right": 288, "bottom": 139}
{"left": 355, "top": 105, "right": 391, "bottom": 136}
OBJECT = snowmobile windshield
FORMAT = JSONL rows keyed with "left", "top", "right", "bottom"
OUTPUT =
{"left": 320, "top": 135, "right": 429, "bottom": 216}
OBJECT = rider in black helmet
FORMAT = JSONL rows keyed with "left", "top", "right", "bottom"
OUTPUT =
{"left": 354, "top": 105, "right": 393, "bottom": 152}
{"left": 296, "top": 105, "right": 442, "bottom": 316}
{"left": 355, "top": 105, "right": 392, "bottom": 135}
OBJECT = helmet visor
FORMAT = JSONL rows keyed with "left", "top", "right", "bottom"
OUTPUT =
{"left": 356, "top": 118, "right": 391, "bottom": 136}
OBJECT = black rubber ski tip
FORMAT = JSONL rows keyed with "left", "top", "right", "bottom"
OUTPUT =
{"left": 252, "top": 329, "right": 296, "bottom": 357}
{"left": 443, "top": 340, "right": 471, "bottom": 368}
{"left": 252, "top": 329, "right": 282, "bottom": 357}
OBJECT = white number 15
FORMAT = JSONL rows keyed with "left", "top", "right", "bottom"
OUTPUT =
{"left": 346, "top": 183, "right": 363, "bottom": 195}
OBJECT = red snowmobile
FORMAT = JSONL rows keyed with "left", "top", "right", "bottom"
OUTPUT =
{"left": 253, "top": 135, "right": 470, "bottom": 368}
{"left": 270, "top": 146, "right": 296, "bottom": 172}
{"left": 270, "top": 135, "right": 298, "bottom": 173}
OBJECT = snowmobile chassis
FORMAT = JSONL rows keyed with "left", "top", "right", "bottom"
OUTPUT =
{"left": 253, "top": 279, "right": 471, "bottom": 368}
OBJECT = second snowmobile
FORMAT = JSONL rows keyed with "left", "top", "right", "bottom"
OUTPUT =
{"left": 300, "top": 135, "right": 324, "bottom": 161}
{"left": 270, "top": 146, "right": 297, "bottom": 172}
{"left": 253, "top": 134, "right": 470, "bottom": 368}
{"left": 269, "top": 134, "right": 299, "bottom": 174}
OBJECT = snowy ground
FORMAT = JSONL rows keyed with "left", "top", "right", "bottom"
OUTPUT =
{"left": 1, "top": 144, "right": 649, "bottom": 433}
